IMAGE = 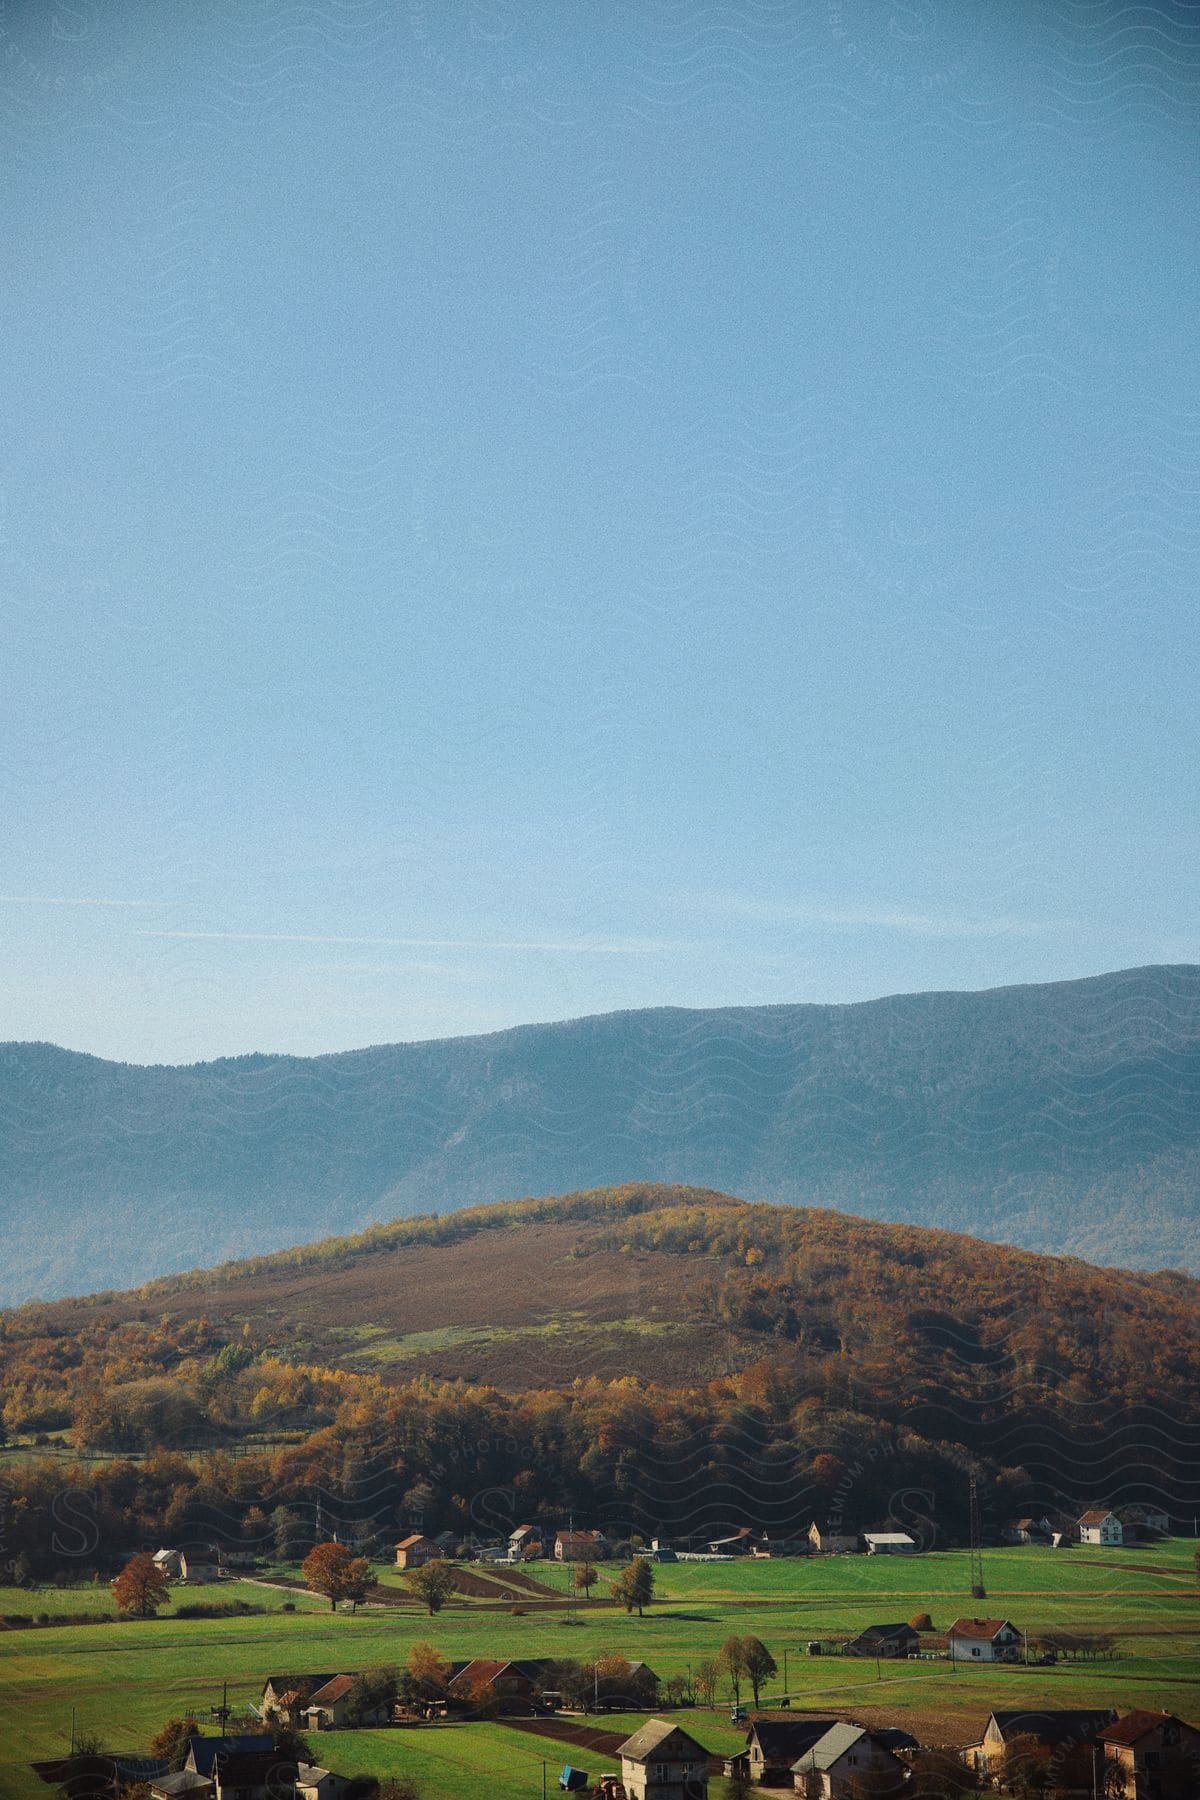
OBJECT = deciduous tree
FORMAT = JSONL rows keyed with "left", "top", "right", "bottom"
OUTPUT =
{"left": 608, "top": 1556, "right": 654, "bottom": 1615}
{"left": 111, "top": 1552, "right": 170, "bottom": 1619}
{"left": 408, "top": 1641, "right": 450, "bottom": 1695}
{"left": 741, "top": 1636, "right": 777, "bottom": 1707}
{"left": 302, "top": 1540, "right": 356, "bottom": 1610}
{"left": 407, "top": 1559, "right": 456, "bottom": 1615}
{"left": 572, "top": 1560, "right": 598, "bottom": 1599}
{"left": 149, "top": 1719, "right": 201, "bottom": 1772}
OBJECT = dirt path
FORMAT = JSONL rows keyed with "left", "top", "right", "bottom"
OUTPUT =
{"left": 502, "top": 1716, "right": 726, "bottom": 1775}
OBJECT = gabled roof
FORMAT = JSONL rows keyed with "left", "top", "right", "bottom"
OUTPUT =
{"left": 863, "top": 1532, "right": 916, "bottom": 1545}
{"left": 987, "top": 1710, "right": 1117, "bottom": 1746}
{"left": 151, "top": 1773, "right": 212, "bottom": 1797}
{"left": 186, "top": 1737, "right": 275, "bottom": 1776}
{"left": 792, "top": 1723, "right": 872, "bottom": 1773}
{"left": 308, "top": 1675, "right": 353, "bottom": 1707}
{"left": 1100, "top": 1710, "right": 1190, "bottom": 1747}
{"left": 394, "top": 1534, "right": 437, "bottom": 1549}
{"left": 748, "top": 1720, "right": 838, "bottom": 1760}
{"left": 618, "top": 1719, "right": 707, "bottom": 1762}
{"left": 949, "top": 1616, "right": 1017, "bottom": 1640}
{"left": 263, "top": 1675, "right": 338, "bottom": 1695}
{"left": 853, "top": 1622, "right": 915, "bottom": 1640}
{"left": 1078, "top": 1508, "right": 1117, "bottom": 1525}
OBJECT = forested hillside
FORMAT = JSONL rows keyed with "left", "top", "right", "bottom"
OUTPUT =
{"left": 1, "top": 1185, "right": 1197, "bottom": 1575}
{"left": 2, "top": 963, "right": 1200, "bottom": 1300}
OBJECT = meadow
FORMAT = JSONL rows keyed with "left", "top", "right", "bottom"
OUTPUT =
{"left": 1, "top": 1543, "right": 1196, "bottom": 1800}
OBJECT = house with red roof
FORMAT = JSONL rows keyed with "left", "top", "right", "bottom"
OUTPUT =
{"left": 394, "top": 1533, "right": 441, "bottom": 1569}
{"left": 303, "top": 1675, "right": 356, "bottom": 1731}
{"left": 1078, "top": 1508, "right": 1123, "bottom": 1546}
{"left": 947, "top": 1617, "right": 1022, "bottom": 1663}
{"left": 1099, "top": 1710, "right": 1200, "bottom": 1797}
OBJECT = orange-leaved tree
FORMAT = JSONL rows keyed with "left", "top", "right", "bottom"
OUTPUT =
{"left": 111, "top": 1552, "right": 171, "bottom": 1619}
{"left": 301, "top": 1540, "right": 356, "bottom": 1611}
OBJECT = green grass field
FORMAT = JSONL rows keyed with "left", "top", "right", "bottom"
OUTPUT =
{"left": 1, "top": 1543, "right": 1196, "bottom": 1800}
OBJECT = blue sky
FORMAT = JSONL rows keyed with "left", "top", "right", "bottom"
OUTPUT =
{"left": 2, "top": 0, "right": 1198, "bottom": 1063}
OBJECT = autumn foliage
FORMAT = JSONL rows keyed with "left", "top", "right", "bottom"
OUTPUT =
{"left": 111, "top": 1552, "right": 171, "bottom": 1618}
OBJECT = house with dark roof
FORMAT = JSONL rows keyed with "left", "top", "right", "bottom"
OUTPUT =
{"left": 962, "top": 1710, "right": 1118, "bottom": 1781}
{"left": 33, "top": 1754, "right": 170, "bottom": 1800}
{"left": 845, "top": 1623, "right": 918, "bottom": 1659}
{"left": 746, "top": 1720, "right": 838, "bottom": 1786}
{"left": 791, "top": 1723, "right": 907, "bottom": 1797}
{"left": 948, "top": 1616, "right": 1022, "bottom": 1663}
{"left": 1119, "top": 1503, "right": 1171, "bottom": 1539}
{"left": 181, "top": 1738, "right": 296, "bottom": 1800}
{"left": 617, "top": 1719, "right": 710, "bottom": 1800}
{"left": 807, "top": 1521, "right": 860, "bottom": 1555}
{"left": 1003, "top": 1516, "right": 1054, "bottom": 1545}
{"left": 1099, "top": 1710, "right": 1200, "bottom": 1797}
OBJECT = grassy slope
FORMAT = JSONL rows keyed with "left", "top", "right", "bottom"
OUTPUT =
{"left": 2, "top": 1545, "right": 1197, "bottom": 1800}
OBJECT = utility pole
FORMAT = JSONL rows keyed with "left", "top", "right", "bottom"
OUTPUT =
{"left": 210, "top": 1682, "right": 232, "bottom": 1737}
{"left": 69, "top": 1707, "right": 76, "bottom": 1756}
{"left": 968, "top": 1472, "right": 985, "bottom": 1597}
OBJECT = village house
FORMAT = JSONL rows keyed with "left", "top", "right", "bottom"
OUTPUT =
{"left": 178, "top": 1552, "right": 221, "bottom": 1585}
{"left": 962, "top": 1710, "right": 1118, "bottom": 1784}
{"left": 1099, "top": 1709, "right": 1200, "bottom": 1797}
{"left": 862, "top": 1531, "right": 917, "bottom": 1555}
{"left": 1002, "top": 1516, "right": 1055, "bottom": 1545}
{"left": 175, "top": 1737, "right": 295, "bottom": 1800}
{"left": 948, "top": 1617, "right": 1023, "bottom": 1663}
{"left": 302, "top": 1675, "right": 356, "bottom": 1731}
{"left": 216, "top": 1547, "right": 258, "bottom": 1570}
{"left": 446, "top": 1657, "right": 553, "bottom": 1711}
{"left": 705, "top": 1526, "right": 767, "bottom": 1556}
{"left": 746, "top": 1720, "right": 838, "bottom": 1786}
{"left": 791, "top": 1723, "right": 908, "bottom": 1798}
{"left": 1078, "top": 1508, "right": 1124, "bottom": 1546}
{"left": 616, "top": 1719, "right": 710, "bottom": 1800}
{"left": 393, "top": 1534, "right": 441, "bottom": 1570}
{"left": 150, "top": 1772, "right": 214, "bottom": 1799}
{"left": 152, "top": 1549, "right": 183, "bottom": 1579}
{"left": 259, "top": 1676, "right": 341, "bottom": 1728}
{"left": 1119, "top": 1503, "right": 1171, "bottom": 1539}
{"left": 844, "top": 1622, "right": 919, "bottom": 1659}
{"left": 555, "top": 1527, "right": 609, "bottom": 1562}
{"left": 807, "top": 1521, "right": 859, "bottom": 1555}
{"left": 295, "top": 1765, "right": 349, "bottom": 1800}
{"left": 507, "top": 1524, "right": 543, "bottom": 1560}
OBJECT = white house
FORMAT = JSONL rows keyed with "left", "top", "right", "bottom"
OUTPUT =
{"left": 1078, "top": 1509, "right": 1123, "bottom": 1546}
{"left": 507, "top": 1524, "right": 543, "bottom": 1560}
{"left": 948, "top": 1617, "right": 1023, "bottom": 1663}
{"left": 863, "top": 1532, "right": 917, "bottom": 1555}
{"left": 296, "top": 1767, "right": 349, "bottom": 1800}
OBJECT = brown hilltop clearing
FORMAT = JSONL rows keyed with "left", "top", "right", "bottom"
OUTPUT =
{"left": 9, "top": 1181, "right": 1199, "bottom": 1401}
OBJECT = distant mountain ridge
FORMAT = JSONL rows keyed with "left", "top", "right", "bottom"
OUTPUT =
{"left": 2, "top": 963, "right": 1199, "bottom": 1302}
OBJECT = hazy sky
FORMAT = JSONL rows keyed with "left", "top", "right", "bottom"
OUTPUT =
{"left": 3, "top": 0, "right": 1198, "bottom": 1062}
